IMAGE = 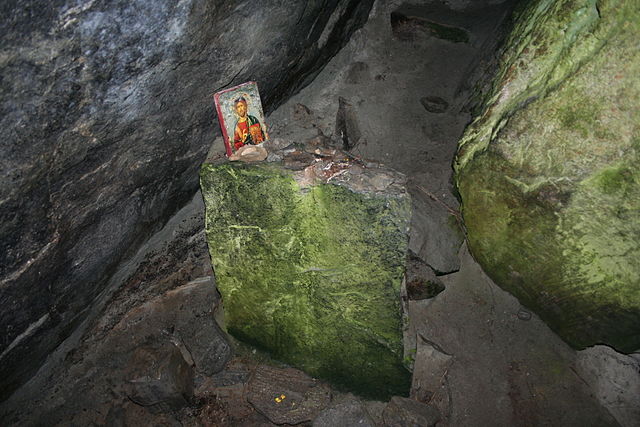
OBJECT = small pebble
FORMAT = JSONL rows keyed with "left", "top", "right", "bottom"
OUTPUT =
{"left": 420, "top": 96, "right": 449, "bottom": 113}
{"left": 517, "top": 309, "right": 532, "bottom": 321}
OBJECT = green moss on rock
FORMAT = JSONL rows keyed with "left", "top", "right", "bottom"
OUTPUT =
{"left": 200, "top": 163, "right": 411, "bottom": 399}
{"left": 456, "top": 0, "right": 640, "bottom": 351}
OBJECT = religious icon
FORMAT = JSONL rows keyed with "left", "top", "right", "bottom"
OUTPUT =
{"left": 214, "top": 81, "right": 269, "bottom": 157}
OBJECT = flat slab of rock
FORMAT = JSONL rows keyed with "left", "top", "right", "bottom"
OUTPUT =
{"left": 247, "top": 365, "right": 331, "bottom": 425}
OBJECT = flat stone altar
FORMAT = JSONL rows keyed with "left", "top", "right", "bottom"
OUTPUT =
{"left": 200, "top": 141, "right": 411, "bottom": 399}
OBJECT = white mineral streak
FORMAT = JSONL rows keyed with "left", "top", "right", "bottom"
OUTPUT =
{"left": 317, "top": 1, "right": 348, "bottom": 48}
{"left": 0, "top": 313, "right": 51, "bottom": 361}
{"left": 59, "top": 0, "right": 96, "bottom": 30}
{"left": 0, "top": 232, "right": 60, "bottom": 288}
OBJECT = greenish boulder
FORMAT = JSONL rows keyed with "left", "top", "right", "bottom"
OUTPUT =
{"left": 455, "top": 0, "right": 640, "bottom": 351}
{"left": 200, "top": 162, "right": 411, "bottom": 399}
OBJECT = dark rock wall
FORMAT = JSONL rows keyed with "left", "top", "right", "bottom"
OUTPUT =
{"left": 0, "top": 0, "right": 374, "bottom": 400}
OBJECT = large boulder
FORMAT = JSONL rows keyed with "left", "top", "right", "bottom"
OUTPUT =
{"left": 0, "top": 0, "right": 374, "bottom": 400}
{"left": 200, "top": 150, "right": 412, "bottom": 399}
{"left": 455, "top": 0, "right": 639, "bottom": 351}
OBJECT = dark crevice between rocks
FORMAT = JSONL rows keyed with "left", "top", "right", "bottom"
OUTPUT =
{"left": 335, "top": 96, "right": 362, "bottom": 151}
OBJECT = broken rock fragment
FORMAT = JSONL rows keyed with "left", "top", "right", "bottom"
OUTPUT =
{"left": 228, "top": 144, "right": 268, "bottom": 162}
{"left": 126, "top": 341, "right": 194, "bottom": 414}
{"left": 406, "top": 252, "right": 446, "bottom": 300}
{"left": 110, "top": 277, "right": 232, "bottom": 376}
{"left": 247, "top": 365, "right": 331, "bottom": 425}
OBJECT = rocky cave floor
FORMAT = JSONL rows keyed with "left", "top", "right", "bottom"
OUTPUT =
{"left": 2, "top": 1, "right": 638, "bottom": 426}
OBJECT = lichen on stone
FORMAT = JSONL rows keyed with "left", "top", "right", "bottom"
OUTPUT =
{"left": 455, "top": 0, "right": 640, "bottom": 351}
{"left": 200, "top": 162, "right": 411, "bottom": 398}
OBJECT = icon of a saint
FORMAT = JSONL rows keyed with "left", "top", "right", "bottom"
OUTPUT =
{"left": 232, "top": 97, "right": 266, "bottom": 151}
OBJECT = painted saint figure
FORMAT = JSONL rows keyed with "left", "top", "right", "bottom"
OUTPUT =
{"left": 232, "top": 97, "right": 266, "bottom": 151}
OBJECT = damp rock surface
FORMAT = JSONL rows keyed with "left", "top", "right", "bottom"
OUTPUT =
{"left": 455, "top": 0, "right": 640, "bottom": 351}
{"left": 200, "top": 146, "right": 412, "bottom": 399}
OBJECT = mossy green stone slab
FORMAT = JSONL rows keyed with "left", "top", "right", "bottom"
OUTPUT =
{"left": 455, "top": 0, "right": 640, "bottom": 351}
{"left": 200, "top": 163, "right": 411, "bottom": 399}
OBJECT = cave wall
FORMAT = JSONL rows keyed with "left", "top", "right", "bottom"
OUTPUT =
{"left": 455, "top": 0, "right": 639, "bottom": 351}
{"left": 0, "top": 0, "right": 374, "bottom": 400}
